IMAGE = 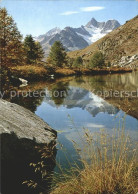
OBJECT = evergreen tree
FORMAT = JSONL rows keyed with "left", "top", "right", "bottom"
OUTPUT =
{"left": 23, "top": 35, "right": 36, "bottom": 64}
{"left": 89, "top": 51, "right": 105, "bottom": 68}
{"left": 0, "top": 8, "right": 24, "bottom": 66}
{"left": 49, "top": 41, "right": 67, "bottom": 67}
{"left": 73, "top": 56, "right": 83, "bottom": 67}
{"left": 23, "top": 35, "right": 44, "bottom": 64}
{"left": 35, "top": 41, "right": 44, "bottom": 64}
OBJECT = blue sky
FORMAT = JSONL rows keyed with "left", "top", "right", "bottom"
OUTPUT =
{"left": 1, "top": 0, "right": 138, "bottom": 37}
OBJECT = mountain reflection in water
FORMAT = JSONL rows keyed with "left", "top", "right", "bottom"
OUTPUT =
{"left": 3, "top": 71, "right": 138, "bottom": 193}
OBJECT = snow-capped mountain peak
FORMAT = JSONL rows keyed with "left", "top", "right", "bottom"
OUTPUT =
{"left": 46, "top": 27, "right": 61, "bottom": 36}
{"left": 75, "top": 17, "right": 120, "bottom": 44}
{"left": 85, "top": 18, "right": 105, "bottom": 29}
{"left": 36, "top": 18, "right": 120, "bottom": 57}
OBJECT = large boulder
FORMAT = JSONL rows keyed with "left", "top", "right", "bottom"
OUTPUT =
{"left": 0, "top": 99, "right": 57, "bottom": 144}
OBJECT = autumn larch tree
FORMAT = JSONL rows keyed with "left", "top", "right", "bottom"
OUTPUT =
{"left": 0, "top": 7, "right": 24, "bottom": 66}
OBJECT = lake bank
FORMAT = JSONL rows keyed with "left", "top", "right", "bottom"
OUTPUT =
{"left": 7, "top": 65, "right": 134, "bottom": 82}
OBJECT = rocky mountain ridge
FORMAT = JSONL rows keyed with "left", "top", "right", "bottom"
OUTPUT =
{"left": 68, "top": 15, "right": 138, "bottom": 67}
{"left": 36, "top": 18, "right": 120, "bottom": 57}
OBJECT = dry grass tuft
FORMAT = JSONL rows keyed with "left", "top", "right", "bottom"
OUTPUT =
{"left": 55, "top": 68, "right": 76, "bottom": 76}
{"left": 51, "top": 128, "right": 138, "bottom": 194}
{"left": 10, "top": 65, "right": 48, "bottom": 80}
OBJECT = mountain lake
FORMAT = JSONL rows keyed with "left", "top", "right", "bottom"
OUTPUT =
{"left": 2, "top": 71, "right": 138, "bottom": 194}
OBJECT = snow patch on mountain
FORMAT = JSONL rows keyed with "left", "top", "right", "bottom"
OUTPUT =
{"left": 77, "top": 26, "right": 112, "bottom": 44}
{"left": 36, "top": 18, "right": 120, "bottom": 57}
{"left": 46, "top": 27, "right": 61, "bottom": 36}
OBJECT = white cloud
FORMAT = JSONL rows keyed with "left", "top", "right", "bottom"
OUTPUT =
{"left": 60, "top": 11, "right": 79, "bottom": 16}
{"left": 80, "top": 6, "right": 105, "bottom": 12}
{"left": 60, "top": 6, "right": 105, "bottom": 16}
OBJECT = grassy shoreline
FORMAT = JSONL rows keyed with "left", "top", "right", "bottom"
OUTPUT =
{"left": 9, "top": 65, "right": 133, "bottom": 81}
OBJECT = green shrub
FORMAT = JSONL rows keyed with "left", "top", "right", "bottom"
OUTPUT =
{"left": 73, "top": 56, "right": 83, "bottom": 67}
{"left": 107, "top": 61, "right": 111, "bottom": 67}
{"left": 89, "top": 51, "right": 105, "bottom": 68}
{"left": 66, "top": 57, "right": 74, "bottom": 68}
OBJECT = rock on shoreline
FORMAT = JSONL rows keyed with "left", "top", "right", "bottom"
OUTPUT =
{"left": 0, "top": 99, "right": 57, "bottom": 144}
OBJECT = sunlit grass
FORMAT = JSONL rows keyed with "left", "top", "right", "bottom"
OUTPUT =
{"left": 55, "top": 67, "right": 132, "bottom": 77}
{"left": 55, "top": 68, "right": 76, "bottom": 76}
{"left": 51, "top": 127, "right": 138, "bottom": 194}
{"left": 10, "top": 65, "right": 48, "bottom": 79}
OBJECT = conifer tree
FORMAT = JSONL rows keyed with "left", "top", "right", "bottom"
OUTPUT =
{"left": 89, "top": 51, "right": 105, "bottom": 68}
{"left": 35, "top": 41, "right": 44, "bottom": 64}
{"left": 23, "top": 35, "right": 44, "bottom": 64}
{"left": 49, "top": 41, "right": 67, "bottom": 67}
{"left": 73, "top": 56, "right": 83, "bottom": 67}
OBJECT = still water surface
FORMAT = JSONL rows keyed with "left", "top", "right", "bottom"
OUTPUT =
{"left": 3, "top": 71, "right": 138, "bottom": 193}
{"left": 33, "top": 72, "right": 138, "bottom": 170}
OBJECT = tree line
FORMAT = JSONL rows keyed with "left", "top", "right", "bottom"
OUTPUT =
{"left": 0, "top": 8, "right": 44, "bottom": 67}
{"left": 47, "top": 41, "right": 105, "bottom": 69}
{"left": 0, "top": 7, "right": 105, "bottom": 71}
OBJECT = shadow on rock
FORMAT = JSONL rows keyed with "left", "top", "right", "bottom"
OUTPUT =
{"left": 1, "top": 132, "right": 57, "bottom": 194}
